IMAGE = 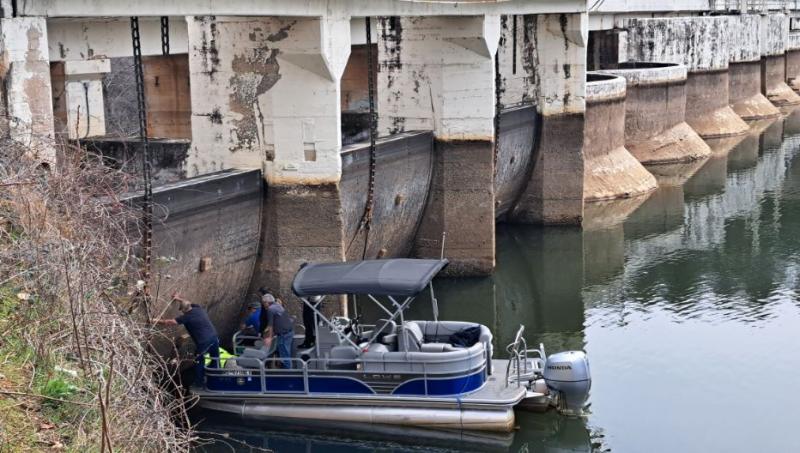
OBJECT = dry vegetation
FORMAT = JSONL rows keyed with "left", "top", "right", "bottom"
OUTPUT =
{"left": 0, "top": 140, "right": 194, "bottom": 451}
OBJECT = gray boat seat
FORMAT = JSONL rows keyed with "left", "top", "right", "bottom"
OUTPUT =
{"left": 237, "top": 347, "right": 269, "bottom": 369}
{"left": 328, "top": 345, "right": 359, "bottom": 370}
{"left": 400, "top": 321, "right": 424, "bottom": 352}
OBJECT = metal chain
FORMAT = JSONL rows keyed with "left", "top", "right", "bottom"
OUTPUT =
{"left": 359, "top": 16, "right": 379, "bottom": 260}
{"left": 512, "top": 15, "right": 518, "bottom": 75}
{"left": 493, "top": 25, "right": 503, "bottom": 178}
{"left": 131, "top": 17, "right": 153, "bottom": 305}
{"left": 160, "top": 16, "right": 170, "bottom": 56}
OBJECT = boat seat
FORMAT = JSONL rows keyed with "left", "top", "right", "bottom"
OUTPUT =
{"left": 237, "top": 347, "right": 269, "bottom": 369}
{"left": 328, "top": 345, "right": 359, "bottom": 370}
{"left": 400, "top": 322, "right": 424, "bottom": 352}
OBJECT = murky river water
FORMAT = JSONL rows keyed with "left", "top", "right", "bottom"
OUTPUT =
{"left": 196, "top": 109, "right": 800, "bottom": 452}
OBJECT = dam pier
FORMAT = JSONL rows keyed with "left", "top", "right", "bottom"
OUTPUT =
{"left": 4, "top": 0, "right": 800, "bottom": 341}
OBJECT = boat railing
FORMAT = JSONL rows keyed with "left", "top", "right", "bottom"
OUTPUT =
{"left": 504, "top": 325, "right": 547, "bottom": 388}
{"left": 203, "top": 353, "right": 486, "bottom": 397}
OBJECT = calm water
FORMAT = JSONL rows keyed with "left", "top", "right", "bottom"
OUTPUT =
{"left": 196, "top": 109, "right": 800, "bottom": 453}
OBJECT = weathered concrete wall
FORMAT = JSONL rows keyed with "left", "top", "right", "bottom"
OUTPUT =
{"left": 728, "top": 14, "right": 782, "bottom": 120}
{"left": 495, "top": 105, "right": 538, "bottom": 219}
{"left": 583, "top": 72, "right": 656, "bottom": 201}
{"left": 340, "top": 132, "right": 434, "bottom": 261}
{"left": 625, "top": 16, "right": 749, "bottom": 138}
{"left": 62, "top": 59, "right": 111, "bottom": 139}
{"left": 377, "top": 15, "right": 499, "bottom": 275}
{"left": 187, "top": 15, "right": 349, "bottom": 183}
{"left": 510, "top": 13, "right": 587, "bottom": 225}
{"left": 132, "top": 169, "right": 263, "bottom": 351}
{"left": 598, "top": 61, "right": 711, "bottom": 164}
{"left": 0, "top": 17, "right": 56, "bottom": 163}
{"left": 761, "top": 14, "right": 800, "bottom": 106}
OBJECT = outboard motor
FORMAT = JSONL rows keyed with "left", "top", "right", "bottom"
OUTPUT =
{"left": 543, "top": 351, "right": 591, "bottom": 415}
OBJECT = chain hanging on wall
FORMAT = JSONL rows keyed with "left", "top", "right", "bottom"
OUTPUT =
{"left": 160, "top": 16, "right": 170, "bottom": 56}
{"left": 131, "top": 16, "right": 153, "bottom": 315}
{"left": 493, "top": 18, "right": 504, "bottom": 178}
{"left": 346, "top": 16, "right": 380, "bottom": 260}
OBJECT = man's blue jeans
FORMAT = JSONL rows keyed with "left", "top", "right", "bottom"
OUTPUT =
{"left": 195, "top": 338, "right": 220, "bottom": 385}
{"left": 276, "top": 331, "right": 294, "bottom": 369}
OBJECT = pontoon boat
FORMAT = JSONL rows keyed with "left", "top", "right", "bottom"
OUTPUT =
{"left": 193, "top": 259, "right": 591, "bottom": 432}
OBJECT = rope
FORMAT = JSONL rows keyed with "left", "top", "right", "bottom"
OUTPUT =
{"left": 131, "top": 17, "right": 153, "bottom": 315}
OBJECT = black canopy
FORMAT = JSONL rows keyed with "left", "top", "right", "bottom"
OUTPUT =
{"left": 291, "top": 259, "right": 449, "bottom": 297}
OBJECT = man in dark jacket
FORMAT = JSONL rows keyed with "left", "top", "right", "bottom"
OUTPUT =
{"left": 152, "top": 292, "right": 220, "bottom": 384}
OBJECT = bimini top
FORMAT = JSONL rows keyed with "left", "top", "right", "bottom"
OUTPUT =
{"left": 292, "top": 259, "right": 448, "bottom": 297}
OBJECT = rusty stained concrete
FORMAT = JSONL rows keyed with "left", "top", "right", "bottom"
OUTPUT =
{"left": 1, "top": 17, "right": 56, "bottom": 163}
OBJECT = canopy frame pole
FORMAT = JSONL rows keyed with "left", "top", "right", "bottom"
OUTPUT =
{"left": 367, "top": 294, "right": 396, "bottom": 318}
{"left": 364, "top": 296, "right": 414, "bottom": 347}
{"left": 429, "top": 282, "right": 439, "bottom": 322}
{"left": 300, "top": 297, "right": 361, "bottom": 351}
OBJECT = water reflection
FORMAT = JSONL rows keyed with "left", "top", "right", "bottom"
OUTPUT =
{"left": 196, "top": 109, "right": 800, "bottom": 452}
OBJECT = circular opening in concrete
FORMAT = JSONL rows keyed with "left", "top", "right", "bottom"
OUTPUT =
{"left": 586, "top": 73, "right": 620, "bottom": 83}
{"left": 600, "top": 61, "right": 681, "bottom": 70}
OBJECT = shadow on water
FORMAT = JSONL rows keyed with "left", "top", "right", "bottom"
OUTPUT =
{"left": 195, "top": 108, "right": 800, "bottom": 452}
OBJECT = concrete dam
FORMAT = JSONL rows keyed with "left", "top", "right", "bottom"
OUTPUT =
{"left": 5, "top": 0, "right": 800, "bottom": 343}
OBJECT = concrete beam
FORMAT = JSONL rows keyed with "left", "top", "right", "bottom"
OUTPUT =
{"left": 22, "top": 0, "right": 585, "bottom": 18}
{"left": 47, "top": 17, "right": 188, "bottom": 61}
{"left": 0, "top": 17, "right": 56, "bottom": 163}
{"left": 378, "top": 15, "right": 499, "bottom": 275}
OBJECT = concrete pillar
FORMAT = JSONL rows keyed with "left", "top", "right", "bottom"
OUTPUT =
{"left": 728, "top": 15, "right": 781, "bottom": 120}
{"left": 786, "top": 31, "right": 800, "bottom": 92}
{"left": 761, "top": 14, "right": 800, "bottom": 107}
{"left": 583, "top": 72, "right": 656, "bottom": 201}
{"left": 626, "top": 17, "right": 749, "bottom": 138}
{"left": 60, "top": 59, "right": 110, "bottom": 139}
{"left": 599, "top": 62, "right": 711, "bottom": 165}
{"left": 0, "top": 17, "right": 55, "bottom": 163}
{"left": 509, "top": 13, "right": 587, "bottom": 225}
{"left": 377, "top": 15, "right": 500, "bottom": 276}
{"left": 494, "top": 15, "right": 538, "bottom": 220}
{"left": 187, "top": 15, "right": 351, "bottom": 306}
